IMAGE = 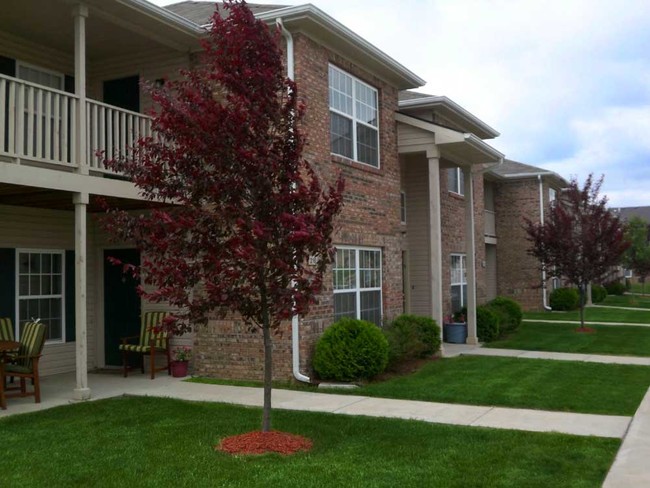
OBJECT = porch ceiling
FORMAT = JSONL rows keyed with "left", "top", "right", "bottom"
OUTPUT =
{"left": 0, "top": 183, "right": 163, "bottom": 212}
{"left": 1, "top": 0, "right": 199, "bottom": 62}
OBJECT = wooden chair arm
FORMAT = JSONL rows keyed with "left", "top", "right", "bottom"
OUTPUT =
{"left": 8, "top": 354, "right": 42, "bottom": 361}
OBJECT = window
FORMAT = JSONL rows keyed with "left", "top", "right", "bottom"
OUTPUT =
{"left": 450, "top": 254, "right": 467, "bottom": 313}
{"left": 625, "top": 269, "right": 633, "bottom": 279}
{"left": 16, "top": 250, "right": 64, "bottom": 343}
{"left": 17, "top": 62, "right": 64, "bottom": 90}
{"left": 448, "top": 167, "right": 465, "bottom": 195}
{"left": 329, "top": 65, "right": 379, "bottom": 167}
{"left": 400, "top": 191, "right": 406, "bottom": 224}
{"left": 333, "top": 247, "right": 382, "bottom": 326}
{"left": 549, "top": 188, "right": 557, "bottom": 204}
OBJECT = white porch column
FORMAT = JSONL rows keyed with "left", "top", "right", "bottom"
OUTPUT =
{"left": 73, "top": 4, "right": 88, "bottom": 175}
{"left": 463, "top": 166, "right": 478, "bottom": 344}
{"left": 426, "top": 147, "right": 444, "bottom": 349}
{"left": 73, "top": 192, "right": 91, "bottom": 400}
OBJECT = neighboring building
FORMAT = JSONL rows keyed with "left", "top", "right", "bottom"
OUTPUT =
{"left": 0, "top": 0, "right": 570, "bottom": 394}
{"left": 487, "top": 160, "right": 568, "bottom": 310}
{"left": 612, "top": 206, "right": 650, "bottom": 283}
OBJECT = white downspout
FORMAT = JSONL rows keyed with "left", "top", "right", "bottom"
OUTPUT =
{"left": 539, "top": 175, "right": 552, "bottom": 311}
{"left": 277, "top": 18, "right": 310, "bottom": 383}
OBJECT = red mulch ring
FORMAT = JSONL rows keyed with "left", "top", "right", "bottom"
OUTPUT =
{"left": 216, "top": 431, "right": 313, "bottom": 456}
{"left": 575, "top": 326, "right": 596, "bottom": 333}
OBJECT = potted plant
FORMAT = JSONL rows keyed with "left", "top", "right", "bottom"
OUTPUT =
{"left": 171, "top": 346, "right": 192, "bottom": 378}
{"left": 443, "top": 313, "right": 467, "bottom": 344}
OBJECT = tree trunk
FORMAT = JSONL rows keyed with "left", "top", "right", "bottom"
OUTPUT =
{"left": 261, "top": 298, "right": 273, "bottom": 433}
{"left": 579, "top": 283, "right": 586, "bottom": 330}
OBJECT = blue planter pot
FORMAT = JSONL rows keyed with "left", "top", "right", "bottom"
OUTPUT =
{"left": 443, "top": 322, "right": 468, "bottom": 344}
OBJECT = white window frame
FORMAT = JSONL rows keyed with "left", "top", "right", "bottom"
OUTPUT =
{"left": 448, "top": 167, "right": 465, "bottom": 196}
{"left": 549, "top": 187, "right": 557, "bottom": 204}
{"left": 16, "top": 61, "right": 64, "bottom": 90}
{"left": 400, "top": 191, "right": 407, "bottom": 224}
{"left": 450, "top": 253, "right": 467, "bottom": 311}
{"left": 333, "top": 246, "right": 383, "bottom": 325}
{"left": 328, "top": 64, "right": 380, "bottom": 168}
{"left": 15, "top": 249, "right": 66, "bottom": 344}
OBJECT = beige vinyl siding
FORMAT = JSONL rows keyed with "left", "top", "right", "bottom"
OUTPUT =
{"left": 397, "top": 123, "right": 435, "bottom": 149}
{"left": 486, "top": 243, "right": 497, "bottom": 301}
{"left": 0, "top": 31, "right": 74, "bottom": 79}
{"left": 402, "top": 154, "right": 432, "bottom": 316}
{"left": 0, "top": 204, "right": 97, "bottom": 376}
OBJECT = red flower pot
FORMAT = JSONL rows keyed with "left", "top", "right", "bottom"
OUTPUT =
{"left": 171, "top": 360, "right": 189, "bottom": 378}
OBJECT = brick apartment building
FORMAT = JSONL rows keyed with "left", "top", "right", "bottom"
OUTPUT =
{"left": 0, "top": 0, "right": 568, "bottom": 393}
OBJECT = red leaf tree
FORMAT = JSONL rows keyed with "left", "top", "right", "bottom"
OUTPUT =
{"left": 525, "top": 174, "right": 628, "bottom": 330}
{"left": 101, "top": 0, "right": 344, "bottom": 432}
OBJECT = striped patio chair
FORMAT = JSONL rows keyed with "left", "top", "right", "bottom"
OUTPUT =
{"left": 1, "top": 321, "right": 46, "bottom": 409}
{"left": 0, "top": 317, "right": 14, "bottom": 341}
{"left": 118, "top": 311, "right": 171, "bottom": 380}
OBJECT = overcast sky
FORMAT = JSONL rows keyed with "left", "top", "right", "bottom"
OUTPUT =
{"left": 151, "top": 0, "right": 650, "bottom": 207}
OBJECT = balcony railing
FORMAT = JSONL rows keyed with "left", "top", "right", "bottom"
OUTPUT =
{"left": 0, "top": 73, "right": 151, "bottom": 174}
{"left": 484, "top": 209, "right": 496, "bottom": 237}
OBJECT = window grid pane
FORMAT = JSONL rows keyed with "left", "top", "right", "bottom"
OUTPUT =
{"left": 330, "top": 113, "right": 353, "bottom": 159}
{"left": 333, "top": 248, "right": 382, "bottom": 326}
{"left": 17, "top": 251, "right": 64, "bottom": 342}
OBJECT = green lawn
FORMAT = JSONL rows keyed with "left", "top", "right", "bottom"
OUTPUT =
{"left": 525, "top": 306, "right": 650, "bottom": 324}
{"left": 489, "top": 321, "right": 650, "bottom": 357}
{"left": 629, "top": 282, "right": 650, "bottom": 294}
{"left": 0, "top": 396, "right": 618, "bottom": 487}
{"left": 192, "top": 355, "right": 650, "bottom": 416}
{"left": 602, "top": 294, "right": 650, "bottom": 309}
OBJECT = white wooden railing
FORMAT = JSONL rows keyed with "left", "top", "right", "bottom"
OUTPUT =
{"left": 0, "top": 73, "right": 78, "bottom": 167}
{"left": 0, "top": 73, "right": 152, "bottom": 174}
{"left": 484, "top": 209, "right": 496, "bottom": 237}
{"left": 86, "top": 99, "right": 152, "bottom": 173}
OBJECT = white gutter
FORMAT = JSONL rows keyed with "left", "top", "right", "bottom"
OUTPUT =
{"left": 277, "top": 17, "right": 310, "bottom": 383}
{"left": 539, "top": 174, "right": 552, "bottom": 311}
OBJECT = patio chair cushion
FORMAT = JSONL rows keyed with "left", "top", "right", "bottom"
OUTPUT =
{"left": 118, "top": 311, "right": 170, "bottom": 353}
{"left": 0, "top": 317, "right": 14, "bottom": 341}
{"left": 4, "top": 364, "right": 31, "bottom": 374}
{"left": 14, "top": 321, "right": 46, "bottom": 372}
{"left": 119, "top": 344, "right": 157, "bottom": 353}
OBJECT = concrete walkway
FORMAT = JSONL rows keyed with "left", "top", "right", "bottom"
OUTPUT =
{"left": 464, "top": 347, "right": 650, "bottom": 366}
{"left": 592, "top": 304, "right": 650, "bottom": 312}
{"left": 524, "top": 318, "right": 650, "bottom": 327}
{"left": 0, "top": 370, "right": 630, "bottom": 439}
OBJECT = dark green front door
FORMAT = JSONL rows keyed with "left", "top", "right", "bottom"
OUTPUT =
{"left": 103, "top": 75, "right": 140, "bottom": 112}
{"left": 104, "top": 249, "right": 141, "bottom": 367}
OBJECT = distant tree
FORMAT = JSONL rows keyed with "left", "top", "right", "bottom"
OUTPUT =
{"left": 623, "top": 216, "right": 650, "bottom": 295}
{"left": 525, "top": 174, "right": 629, "bottom": 330}
{"left": 101, "top": 1, "right": 344, "bottom": 432}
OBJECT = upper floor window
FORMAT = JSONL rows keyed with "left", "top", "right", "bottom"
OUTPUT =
{"left": 17, "top": 62, "right": 63, "bottom": 91}
{"left": 328, "top": 65, "right": 379, "bottom": 168}
{"left": 448, "top": 167, "right": 464, "bottom": 196}
{"left": 549, "top": 187, "right": 557, "bottom": 204}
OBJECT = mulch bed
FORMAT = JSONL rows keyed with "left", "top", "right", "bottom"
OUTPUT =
{"left": 216, "top": 431, "right": 313, "bottom": 456}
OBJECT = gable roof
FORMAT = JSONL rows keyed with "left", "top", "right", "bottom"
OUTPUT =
{"left": 489, "top": 159, "right": 568, "bottom": 187}
{"left": 613, "top": 206, "right": 650, "bottom": 222}
{"left": 165, "top": 1, "right": 288, "bottom": 26}
{"left": 399, "top": 90, "right": 435, "bottom": 101}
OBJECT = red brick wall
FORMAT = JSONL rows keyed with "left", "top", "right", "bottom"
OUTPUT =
{"left": 194, "top": 34, "right": 404, "bottom": 380}
{"left": 494, "top": 178, "right": 556, "bottom": 310}
{"left": 440, "top": 165, "right": 487, "bottom": 319}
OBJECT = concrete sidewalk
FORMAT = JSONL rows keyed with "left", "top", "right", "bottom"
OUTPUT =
{"left": 463, "top": 347, "right": 650, "bottom": 366}
{"left": 592, "top": 304, "right": 650, "bottom": 312}
{"left": 0, "top": 371, "right": 630, "bottom": 439}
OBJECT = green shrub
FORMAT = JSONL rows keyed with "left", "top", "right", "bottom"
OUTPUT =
{"left": 487, "top": 296, "right": 523, "bottom": 335}
{"left": 591, "top": 284, "right": 607, "bottom": 303}
{"left": 549, "top": 287, "right": 580, "bottom": 311}
{"left": 384, "top": 315, "right": 441, "bottom": 366}
{"left": 313, "top": 318, "right": 389, "bottom": 382}
{"left": 476, "top": 305, "right": 500, "bottom": 342}
{"left": 604, "top": 281, "right": 626, "bottom": 296}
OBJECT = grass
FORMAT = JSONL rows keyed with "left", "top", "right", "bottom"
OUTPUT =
{"left": 488, "top": 321, "right": 650, "bottom": 357}
{"left": 602, "top": 294, "right": 650, "bottom": 309}
{"left": 525, "top": 306, "right": 650, "bottom": 324}
{"left": 192, "top": 355, "right": 650, "bottom": 416}
{"left": 0, "top": 396, "right": 619, "bottom": 487}
{"left": 629, "top": 282, "right": 649, "bottom": 294}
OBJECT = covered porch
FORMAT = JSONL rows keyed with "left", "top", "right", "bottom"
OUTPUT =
{"left": 397, "top": 112, "right": 504, "bottom": 345}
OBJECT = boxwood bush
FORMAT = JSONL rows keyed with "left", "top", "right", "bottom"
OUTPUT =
{"left": 549, "top": 287, "right": 580, "bottom": 311}
{"left": 384, "top": 315, "right": 441, "bottom": 367}
{"left": 476, "top": 305, "right": 500, "bottom": 342}
{"left": 591, "top": 284, "right": 607, "bottom": 303}
{"left": 487, "top": 296, "right": 523, "bottom": 335}
{"left": 313, "top": 318, "right": 389, "bottom": 382}
{"left": 604, "top": 281, "right": 626, "bottom": 296}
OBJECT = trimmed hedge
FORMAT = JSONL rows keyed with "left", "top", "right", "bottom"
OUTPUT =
{"left": 476, "top": 305, "right": 500, "bottom": 342}
{"left": 487, "top": 296, "right": 523, "bottom": 335}
{"left": 550, "top": 287, "right": 580, "bottom": 311}
{"left": 313, "top": 318, "right": 389, "bottom": 382}
{"left": 591, "top": 284, "right": 607, "bottom": 304}
{"left": 605, "top": 281, "right": 626, "bottom": 296}
{"left": 384, "top": 315, "right": 441, "bottom": 367}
